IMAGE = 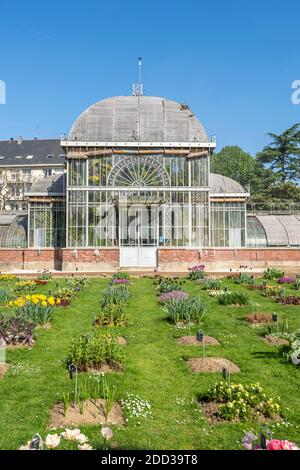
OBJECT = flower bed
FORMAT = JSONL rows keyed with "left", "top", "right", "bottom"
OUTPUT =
{"left": 159, "top": 290, "right": 189, "bottom": 303}
{"left": 188, "top": 265, "right": 206, "bottom": 280}
{"left": 200, "top": 382, "right": 281, "bottom": 423}
{"left": 276, "top": 295, "right": 300, "bottom": 305}
{"left": 242, "top": 431, "right": 299, "bottom": 450}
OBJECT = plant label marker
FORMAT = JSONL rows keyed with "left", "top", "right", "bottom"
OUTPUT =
{"left": 196, "top": 330, "right": 205, "bottom": 357}
{"left": 260, "top": 427, "right": 272, "bottom": 450}
{"left": 29, "top": 433, "right": 43, "bottom": 450}
{"left": 68, "top": 363, "right": 78, "bottom": 406}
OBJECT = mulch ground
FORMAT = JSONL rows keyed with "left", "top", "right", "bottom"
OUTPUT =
{"left": 49, "top": 399, "right": 125, "bottom": 428}
{"left": 177, "top": 336, "right": 220, "bottom": 346}
{"left": 262, "top": 335, "right": 289, "bottom": 346}
{"left": 187, "top": 357, "right": 240, "bottom": 373}
{"left": 0, "top": 363, "right": 10, "bottom": 378}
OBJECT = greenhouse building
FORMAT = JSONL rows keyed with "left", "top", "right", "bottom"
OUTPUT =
{"left": 1, "top": 93, "right": 300, "bottom": 272}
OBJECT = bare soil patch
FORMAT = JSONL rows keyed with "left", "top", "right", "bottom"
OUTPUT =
{"left": 117, "top": 336, "right": 127, "bottom": 346}
{"left": 177, "top": 336, "right": 220, "bottom": 346}
{"left": 262, "top": 335, "right": 289, "bottom": 347}
{"left": 246, "top": 313, "right": 273, "bottom": 325}
{"left": 188, "top": 357, "right": 240, "bottom": 373}
{"left": 86, "top": 362, "right": 123, "bottom": 374}
{"left": 0, "top": 363, "right": 10, "bottom": 378}
{"left": 49, "top": 399, "right": 124, "bottom": 428}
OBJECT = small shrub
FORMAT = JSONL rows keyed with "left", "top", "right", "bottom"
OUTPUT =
{"left": 188, "top": 265, "right": 206, "bottom": 281}
{"left": 94, "top": 303, "right": 128, "bottom": 327}
{"left": 218, "top": 292, "right": 249, "bottom": 306}
{"left": 164, "top": 296, "right": 205, "bottom": 325}
{"left": 202, "top": 279, "right": 222, "bottom": 291}
{"left": 112, "top": 272, "right": 129, "bottom": 280}
{"left": 202, "top": 382, "right": 281, "bottom": 422}
{"left": 65, "top": 331, "right": 124, "bottom": 372}
{"left": 263, "top": 268, "right": 284, "bottom": 280}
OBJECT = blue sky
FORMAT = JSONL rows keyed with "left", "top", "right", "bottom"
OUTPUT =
{"left": 0, "top": 0, "right": 299, "bottom": 154}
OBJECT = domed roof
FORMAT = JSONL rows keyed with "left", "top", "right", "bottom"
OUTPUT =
{"left": 68, "top": 96, "right": 208, "bottom": 143}
{"left": 210, "top": 173, "right": 246, "bottom": 193}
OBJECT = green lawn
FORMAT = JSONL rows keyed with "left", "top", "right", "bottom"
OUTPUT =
{"left": 0, "top": 276, "right": 300, "bottom": 450}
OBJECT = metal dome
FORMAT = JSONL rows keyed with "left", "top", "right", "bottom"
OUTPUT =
{"left": 68, "top": 96, "right": 208, "bottom": 143}
{"left": 210, "top": 173, "right": 246, "bottom": 193}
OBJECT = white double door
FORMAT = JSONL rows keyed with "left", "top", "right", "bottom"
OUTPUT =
{"left": 119, "top": 205, "right": 158, "bottom": 268}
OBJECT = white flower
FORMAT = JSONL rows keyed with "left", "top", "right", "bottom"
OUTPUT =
{"left": 76, "top": 433, "right": 88, "bottom": 444}
{"left": 45, "top": 433, "right": 61, "bottom": 449}
{"left": 101, "top": 427, "right": 113, "bottom": 440}
{"left": 78, "top": 443, "right": 93, "bottom": 450}
{"left": 61, "top": 428, "right": 82, "bottom": 441}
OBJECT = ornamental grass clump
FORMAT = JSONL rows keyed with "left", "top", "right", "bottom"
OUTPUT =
{"left": 164, "top": 296, "right": 205, "bottom": 325}
{"left": 0, "top": 287, "right": 14, "bottom": 306}
{"left": 65, "top": 331, "right": 124, "bottom": 372}
{"left": 218, "top": 291, "right": 249, "bottom": 306}
{"left": 101, "top": 285, "right": 130, "bottom": 308}
{"left": 202, "top": 382, "right": 281, "bottom": 422}
{"left": 234, "top": 273, "right": 253, "bottom": 285}
{"left": 202, "top": 279, "right": 222, "bottom": 291}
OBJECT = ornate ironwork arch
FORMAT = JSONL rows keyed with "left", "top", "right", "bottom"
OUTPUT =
{"left": 107, "top": 155, "right": 170, "bottom": 187}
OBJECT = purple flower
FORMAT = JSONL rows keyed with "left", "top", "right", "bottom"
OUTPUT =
{"left": 159, "top": 291, "right": 189, "bottom": 303}
{"left": 112, "top": 278, "right": 130, "bottom": 284}
{"left": 188, "top": 265, "right": 205, "bottom": 272}
{"left": 278, "top": 277, "right": 295, "bottom": 284}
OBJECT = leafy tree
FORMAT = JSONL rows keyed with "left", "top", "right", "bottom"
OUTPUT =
{"left": 211, "top": 145, "right": 265, "bottom": 194}
{"left": 257, "top": 123, "right": 300, "bottom": 183}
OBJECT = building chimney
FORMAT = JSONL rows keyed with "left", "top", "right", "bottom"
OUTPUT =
{"left": 17, "top": 136, "right": 23, "bottom": 145}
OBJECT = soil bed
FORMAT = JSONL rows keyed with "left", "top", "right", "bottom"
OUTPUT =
{"left": 188, "top": 357, "right": 240, "bottom": 373}
{"left": 177, "top": 336, "right": 220, "bottom": 346}
{"left": 0, "top": 363, "right": 10, "bottom": 378}
{"left": 49, "top": 399, "right": 125, "bottom": 428}
{"left": 200, "top": 401, "right": 281, "bottom": 425}
{"left": 262, "top": 335, "right": 289, "bottom": 346}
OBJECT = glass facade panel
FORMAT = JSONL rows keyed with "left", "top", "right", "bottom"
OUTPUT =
{"left": 29, "top": 202, "right": 65, "bottom": 248}
{"left": 210, "top": 202, "right": 246, "bottom": 247}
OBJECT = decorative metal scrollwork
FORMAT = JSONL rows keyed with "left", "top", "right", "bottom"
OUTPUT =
{"left": 107, "top": 156, "right": 170, "bottom": 187}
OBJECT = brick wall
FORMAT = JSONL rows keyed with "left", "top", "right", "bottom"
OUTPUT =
{"left": 0, "top": 247, "right": 300, "bottom": 272}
